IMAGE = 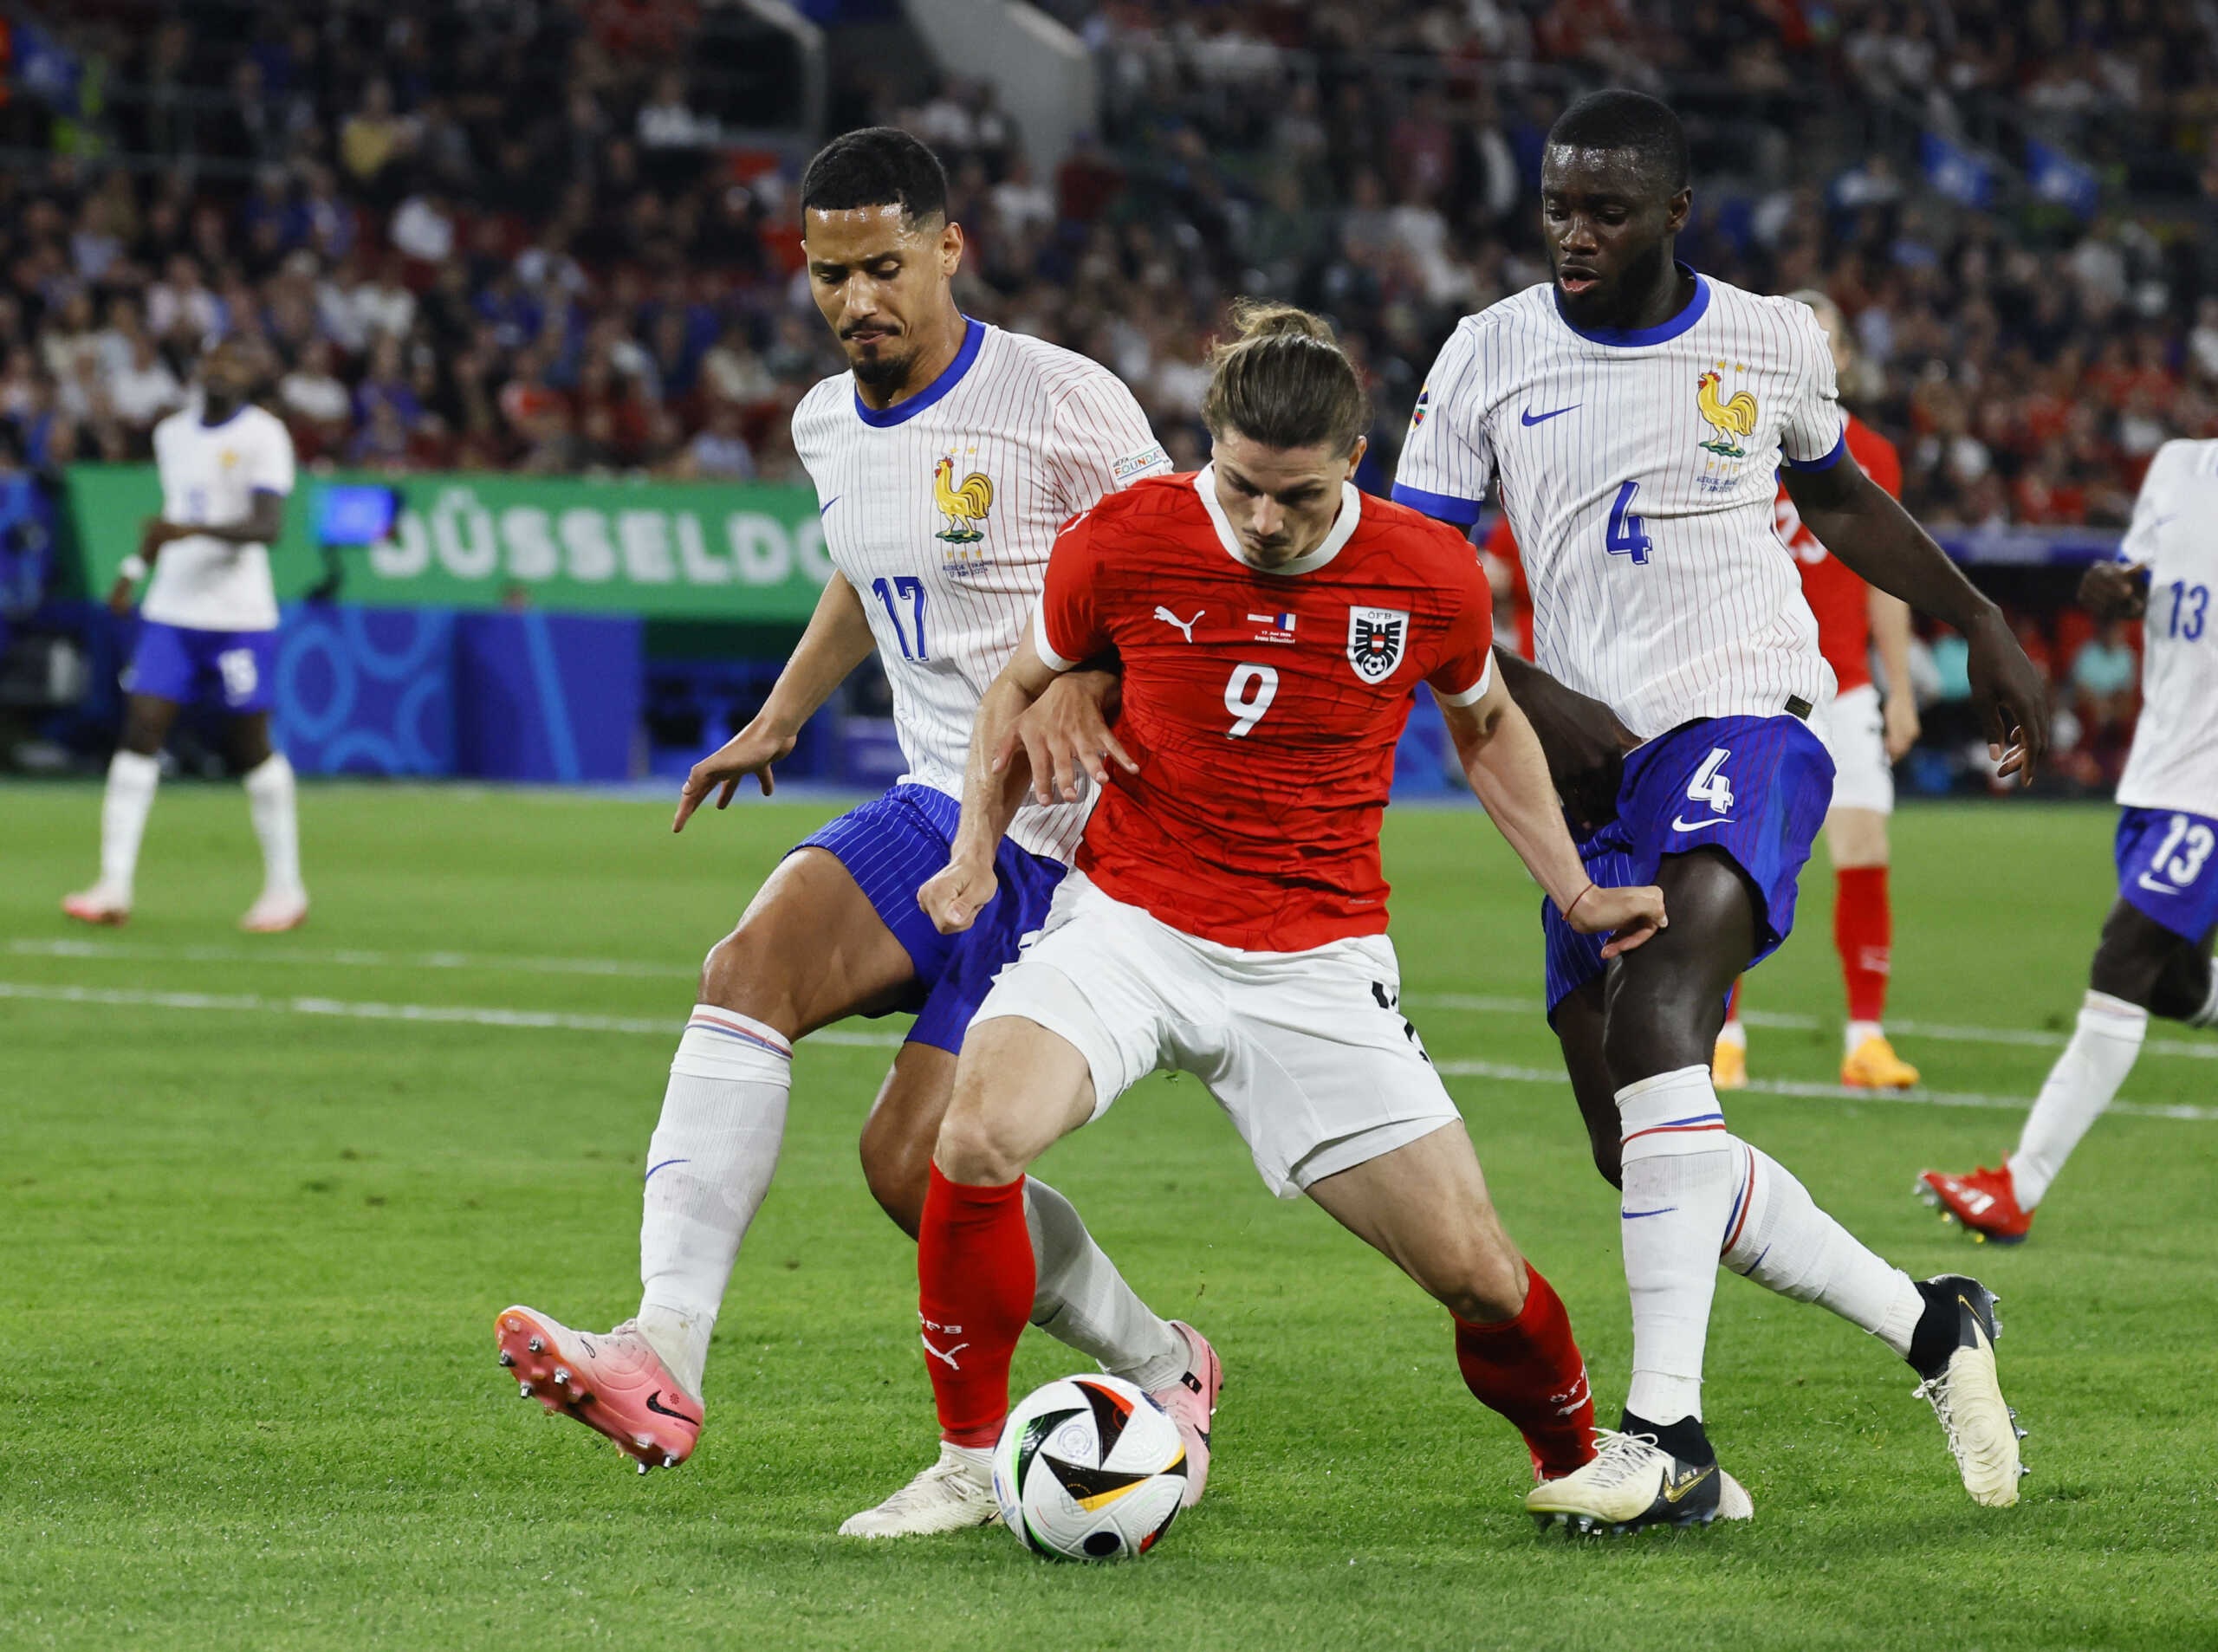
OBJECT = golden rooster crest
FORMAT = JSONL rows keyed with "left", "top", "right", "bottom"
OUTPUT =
{"left": 933, "top": 454, "right": 994, "bottom": 544}
{"left": 1696, "top": 367, "right": 1758, "bottom": 459}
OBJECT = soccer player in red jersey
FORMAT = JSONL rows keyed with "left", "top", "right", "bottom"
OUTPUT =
{"left": 1716, "top": 291, "right": 1924, "bottom": 1092}
{"left": 860, "top": 304, "right": 1707, "bottom": 1528}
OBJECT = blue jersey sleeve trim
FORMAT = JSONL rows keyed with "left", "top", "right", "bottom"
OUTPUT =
{"left": 852, "top": 317, "right": 984, "bottom": 428}
{"left": 1391, "top": 482, "right": 1485, "bottom": 525}
{"left": 1553, "top": 268, "right": 1710, "bottom": 347}
{"left": 1781, "top": 426, "right": 1848, "bottom": 472}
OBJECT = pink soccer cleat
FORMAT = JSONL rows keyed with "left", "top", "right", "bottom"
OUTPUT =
{"left": 239, "top": 891, "right": 309, "bottom": 933}
{"left": 1147, "top": 1320, "right": 1223, "bottom": 1507}
{"left": 62, "top": 885, "right": 130, "bottom": 926}
{"left": 495, "top": 1305, "right": 704, "bottom": 1472}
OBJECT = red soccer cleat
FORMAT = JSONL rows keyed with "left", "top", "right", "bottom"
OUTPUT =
{"left": 495, "top": 1305, "right": 703, "bottom": 1471}
{"left": 1916, "top": 1164, "right": 2033, "bottom": 1245}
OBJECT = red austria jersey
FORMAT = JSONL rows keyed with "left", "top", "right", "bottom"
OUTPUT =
{"left": 1034, "top": 469, "right": 1495, "bottom": 951}
{"left": 1774, "top": 414, "right": 1902, "bottom": 695}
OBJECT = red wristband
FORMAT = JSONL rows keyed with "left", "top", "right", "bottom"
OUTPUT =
{"left": 1563, "top": 881, "right": 1597, "bottom": 923}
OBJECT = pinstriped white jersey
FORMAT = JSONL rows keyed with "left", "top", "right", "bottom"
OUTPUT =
{"left": 793, "top": 320, "right": 1171, "bottom": 861}
{"left": 1393, "top": 273, "right": 1845, "bottom": 740}
{"left": 2116, "top": 438, "right": 2218, "bottom": 814}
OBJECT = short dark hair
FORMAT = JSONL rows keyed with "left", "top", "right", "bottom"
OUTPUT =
{"left": 1546, "top": 90, "right": 1689, "bottom": 192}
{"left": 799, "top": 126, "right": 949, "bottom": 228}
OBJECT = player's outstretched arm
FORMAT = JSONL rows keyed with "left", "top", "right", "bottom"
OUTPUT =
{"left": 918, "top": 629, "right": 1062, "bottom": 935}
{"left": 1444, "top": 671, "right": 1664, "bottom": 959}
{"left": 1785, "top": 459, "right": 2048, "bottom": 784}
{"left": 673, "top": 571, "right": 878, "bottom": 831}
{"left": 1482, "top": 646, "right": 1638, "bottom": 834}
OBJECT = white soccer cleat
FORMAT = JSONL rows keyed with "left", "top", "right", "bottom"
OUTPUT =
{"left": 239, "top": 890, "right": 309, "bottom": 933}
{"left": 1910, "top": 1274, "right": 2023, "bottom": 1507}
{"left": 838, "top": 1441, "right": 1001, "bottom": 1538}
{"left": 62, "top": 884, "right": 131, "bottom": 926}
{"left": 1146, "top": 1319, "right": 1223, "bottom": 1507}
{"left": 1524, "top": 1428, "right": 1753, "bottom": 1535}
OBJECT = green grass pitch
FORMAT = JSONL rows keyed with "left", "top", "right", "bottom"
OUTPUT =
{"left": 3, "top": 781, "right": 2212, "bottom": 1651}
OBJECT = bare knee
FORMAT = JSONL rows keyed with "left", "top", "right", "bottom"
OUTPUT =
{"left": 1588, "top": 1130, "right": 1623, "bottom": 1190}
{"left": 859, "top": 1058, "right": 951, "bottom": 1238}
{"left": 932, "top": 1103, "right": 1034, "bottom": 1188}
{"left": 1432, "top": 1243, "right": 1528, "bottom": 1325}
{"left": 697, "top": 924, "right": 800, "bottom": 1035}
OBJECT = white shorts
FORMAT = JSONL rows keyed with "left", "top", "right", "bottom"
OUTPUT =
{"left": 1818, "top": 682, "right": 1893, "bottom": 816}
{"left": 970, "top": 871, "right": 1462, "bottom": 1198}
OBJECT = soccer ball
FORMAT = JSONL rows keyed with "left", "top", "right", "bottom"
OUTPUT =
{"left": 992, "top": 1373, "right": 1188, "bottom": 1561}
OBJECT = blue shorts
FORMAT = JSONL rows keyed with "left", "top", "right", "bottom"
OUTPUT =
{"left": 1543, "top": 714, "right": 1835, "bottom": 1018}
{"left": 796, "top": 782, "right": 1068, "bottom": 1054}
{"left": 2115, "top": 807, "right": 2218, "bottom": 943}
{"left": 126, "top": 621, "right": 277, "bottom": 713}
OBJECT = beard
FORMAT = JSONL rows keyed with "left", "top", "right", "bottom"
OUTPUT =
{"left": 848, "top": 340, "right": 916, "bottom": 391}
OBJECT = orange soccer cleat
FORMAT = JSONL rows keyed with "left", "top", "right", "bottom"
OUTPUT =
{"left": 1842, "top": 1034, "right": 1919, "bottom": 1089}
{"left": 1916, "top": 1163, "right": 2033, "bottom": 1245}
{"left": 496, "top": 1305, "right": 704, "bottom": 1472}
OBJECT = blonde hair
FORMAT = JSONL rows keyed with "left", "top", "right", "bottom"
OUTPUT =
{"left": 1201, "top": 300, "right": 1372, "bottom": 456}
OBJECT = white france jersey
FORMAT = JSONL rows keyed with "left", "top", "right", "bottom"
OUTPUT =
{"left": 142, "top": 401, "right": 296, "bottom": 633}
{"left": 2116, "top": 438, "right": 2218, "bottom": 815}
{"left": 1393, "top": 272, "right": 1842, "bottom": 740}
{"left": 792, "top": 319, "right": 1171, "bottom": 861}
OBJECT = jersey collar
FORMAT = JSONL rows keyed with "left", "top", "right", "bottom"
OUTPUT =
{"left": 1194, "top": 464, "right": 1363, "bottom": 576}
{"left": 851, "top": 315, "right": 985, "bottom": 427}
{"left": 1552, "top": 265, "right": 1709, "bottom": 347}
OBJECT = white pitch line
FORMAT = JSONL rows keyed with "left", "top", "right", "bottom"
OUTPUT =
{"left": 0, "top": 981, "right": 905, "bottom": 1046}
{"left": 3, "top": 978, "right": 2209, "bottom": 1124}
{"left": 1432, "top": 1058, "right": 2218, "bottom": 1124}
{"left": 26, "top": 940, "right": 2208, "bottom": 1064}
{"left": 7, "top": 936, "right": 697, "bottom": 981}
{"left": 1405, "top": 992, "right": 2218, "bottom": 1063}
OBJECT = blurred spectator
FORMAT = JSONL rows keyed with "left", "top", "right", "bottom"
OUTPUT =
{"left": 674, "top": 400, "right": 756, "bottom": 480}
{"left": 107, "top": 335, "right": 186, "bottom": 431}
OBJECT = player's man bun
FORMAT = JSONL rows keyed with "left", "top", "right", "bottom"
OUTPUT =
{"left": 1547, "top": 89, "right": 1690, "bottom": 193}
{"left": 800, "top": 126, "right": 950, "bottom": 228}
{"left": 1202, "top": 300, "right": 1372, "bottom": 457}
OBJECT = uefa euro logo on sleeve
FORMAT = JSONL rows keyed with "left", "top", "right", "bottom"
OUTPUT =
{"left": 1346, "top": 607, "right": 1408, "bottom": 681}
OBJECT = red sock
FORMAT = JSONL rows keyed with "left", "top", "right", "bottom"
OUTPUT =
{"left": 1452, "top": 1263, "right": 1595, "bottom": 1480}
{"left": 917, "top": 1163, "right": 1035, "bottom": 1448}
{"left": 1835, "top": 865, "right": 1891, "bottom": 1024}
{"left": 1722, "top": 977, "right": 1741, "bottom": 1023}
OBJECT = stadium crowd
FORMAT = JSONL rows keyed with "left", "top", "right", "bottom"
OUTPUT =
{"left": 4, "top": 0, "right": 2213, "bottom": 775}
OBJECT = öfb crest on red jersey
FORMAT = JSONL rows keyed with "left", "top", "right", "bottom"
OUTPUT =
{"left": 1347, "top": 607, "right": 1409, "bottom": 681}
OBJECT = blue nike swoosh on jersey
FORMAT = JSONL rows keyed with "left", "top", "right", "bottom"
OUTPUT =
{"left": 818, "top": 495, "right": 841, "bottom": 516}
{"left": 1670, "top": 814, "right": 1735, "bottom": 832}
{"left": 1521, "top": 405, "right": 1581, "bottom": 425}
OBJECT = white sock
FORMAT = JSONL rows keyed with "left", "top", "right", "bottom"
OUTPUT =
{"left": 2010, "top": 991, "right": 2149, "bottom": 1209}
{"left": 99, "top": 750, "right": 160, "bottom": 897}
{"left": 1715, "top": 1018, "right": 1746, "bottom": 1049}
{"left": 1845, "top": 1019, "right": 1884, "bottom": 1054}
{"left": 2186, "top": 974, "right": 2218, "bottom": 1029}
{"left": 1025, "top": 1177, "right": 1184, "bottom": 1389}
{"left": 1719, "top": 1140, "right": 1923, "bottom": 1358}
{"left": 1616, "top": 1066, "right": 1734, "bottom": 1426}
{"left": 243, "top": 753, "right": 304, "bottom": 899}
{"left": 637, "top": 1007, "right": 791, "bottom": 1396}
